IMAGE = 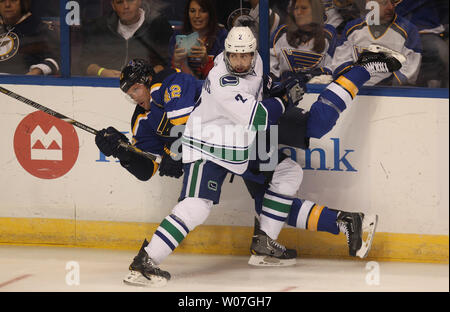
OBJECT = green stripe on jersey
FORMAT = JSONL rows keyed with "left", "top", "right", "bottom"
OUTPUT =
{"left": 183, "top": 137, "right": 249, "bottom": 162}
{"left": 251, "top": 103, "right": 268, "bottom": 130}
{"left": 189, "top": 160, "right": 202, "bottom": 197}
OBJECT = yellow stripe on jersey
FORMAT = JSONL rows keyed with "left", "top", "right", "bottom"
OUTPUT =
{"left": 393, "top": 72, "right": 403, "bottom": 85}
{"left": 150, "top": 83, "right": 162, "bottom": 93}
{"left": 307, "top": 205, "right": 325, "bottom": 231}
{"left": 335, "top": 76, "right": 358, "bottom": 99}
{"left": 132, "top": 112, "right": 149, "bottom": 136}
{"left": 151, "top": 160, "right": 159, "bottom": 177}
{"left": 272, "top": 25, "right": 288, "bottom": 57}
{"left": 346, "top": 21, "right": 366, "bottom": 37}
{"left": 170, "top": 115, "right": 189, "bottom": 126}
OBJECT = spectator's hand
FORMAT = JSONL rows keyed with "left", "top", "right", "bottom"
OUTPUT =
{"left": 173, "top": 46, "right": 188, "bottom": 68}
{"left": 26, "top": 68, "right": 43, "bottom": 75}
{"left": 190, "top": 38, "right": 208, "bottom": 64}
{"left": 100, "top": 69, "right": 121, "bottom": 78}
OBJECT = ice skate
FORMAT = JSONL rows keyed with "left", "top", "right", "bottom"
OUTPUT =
{"left": 248, "top": 217, "right": 297, "bottom": 267}
{"left": 123, "top": 239, "right": 171, "bottom": 287}
{"left": 355, "top": 48, "right": 403, "bottom": 74}
{"left": 336, "top": 212, "right": 378, "bottom": 258}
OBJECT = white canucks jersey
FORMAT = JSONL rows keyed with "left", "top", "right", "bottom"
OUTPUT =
{"left": 270, "top": 24, "right": 337, "bottom": 78}
{"left": 330, "top": 14, "right": 422, "bottom": 86}
{"left": 182, "top": 52, "right": 266, "bottom": 174}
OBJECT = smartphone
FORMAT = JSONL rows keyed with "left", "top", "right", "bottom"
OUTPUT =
{"left": 175, "top": 32, "right": 200, "bottom": 55}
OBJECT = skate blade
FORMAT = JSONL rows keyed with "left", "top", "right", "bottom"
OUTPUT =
{"left": 248, "top": 255, "right": 296, "bottom": 267}
{"left": 356, "top": 214, "right": 379, "bottom": 258}
{"left": 367, "top": 44, "right": 407, "bottom": 64}
{"left": 123, "top": 270, "right": 168, "bottom": 287}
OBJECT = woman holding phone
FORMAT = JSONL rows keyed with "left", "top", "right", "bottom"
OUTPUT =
{"left": 169, "top": 0, "right": 228, "bottom": 79}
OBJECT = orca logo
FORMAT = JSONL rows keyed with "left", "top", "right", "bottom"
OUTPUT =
{"left": 208, "top": 180, "right": 218, "bottom": 191}
{"left": 220, "top": 75, "right": 239, "bottom": 87}
{"left": 14, "top": 111, "right": 79, "bottom": 179}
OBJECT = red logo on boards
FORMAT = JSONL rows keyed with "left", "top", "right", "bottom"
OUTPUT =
{"left": 14, "top": 111, "right": 79, "bottom": 179}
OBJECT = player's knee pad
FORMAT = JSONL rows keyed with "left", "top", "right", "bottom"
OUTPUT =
{"left": 171, "top": 197, "right": 213, "bottom": 231}
{"left": 269, "top": 158, "right": 303, "bottom": 197}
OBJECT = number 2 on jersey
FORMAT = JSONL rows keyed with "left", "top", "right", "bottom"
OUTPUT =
{"left": 235, "top": 94, "right": 248, "bottom": 103}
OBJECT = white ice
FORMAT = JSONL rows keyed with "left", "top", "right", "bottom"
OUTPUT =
{"left": 0, "top": 245, "right": 448, "bottom": 292}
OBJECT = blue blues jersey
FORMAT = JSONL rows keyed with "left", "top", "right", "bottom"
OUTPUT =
{"left": 130, "top": 69, "right": 203, "bottom": 162}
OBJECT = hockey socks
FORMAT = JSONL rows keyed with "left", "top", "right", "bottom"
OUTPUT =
{"left": 145, "top": 214, "right": 190, "bottom": 264}
{"left": 260, "top": 190, "right": 293, "bottom": 240}
{"left": 287, "top": 198, "right": 340, "bottom": 234}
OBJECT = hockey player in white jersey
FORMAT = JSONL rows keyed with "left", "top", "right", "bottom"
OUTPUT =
{"left": 123, "top": 26, "right": 306, "bottom": 287}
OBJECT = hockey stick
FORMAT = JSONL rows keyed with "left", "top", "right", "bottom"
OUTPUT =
{"left": 0, "top": 85, "right": 160, "bottom": 163}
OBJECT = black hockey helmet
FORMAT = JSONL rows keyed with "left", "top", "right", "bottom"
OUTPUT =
{"left": 120, "top": 59, "right": 155, "bottom": 93}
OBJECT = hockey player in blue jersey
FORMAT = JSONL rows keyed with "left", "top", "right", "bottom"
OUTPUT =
{"left": 246, "top": 48, "right": 403, "bottom": 264}
{"left": 95, "top": 59, "right": 203, "bottom": 181}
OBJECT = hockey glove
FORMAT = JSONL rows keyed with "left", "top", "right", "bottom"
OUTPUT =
{"left": 159, "top": 145, "right": 183, "bottom": 178}
{"left": 271, "top": 72, "right": 307, "bottom": 111}
{"left": 95, "top": 126, "right": 131, "bottom": 161}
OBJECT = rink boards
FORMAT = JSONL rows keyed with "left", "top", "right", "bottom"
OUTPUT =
{"left": 0, "top": 84, "right": 448, "bottom": 263}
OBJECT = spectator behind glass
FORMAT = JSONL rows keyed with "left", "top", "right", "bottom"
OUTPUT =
{"left": 230, "top": 0, "right": 281, "bottom": 48}
{"left": 323, "top": 0, "right": 364, "bottom": 37}
{"left": 396, "top": 0, "right": 449, "bottom": 88}
{"left": 330, "top": 0, "right": 422, "bottom": 86}
{"left": 169, "top": 0, "right": 227, "bottom": 79}
{"left": 216, "top": 0, "right": 251, "bottom": 30}
{"left": 270, "top": 0, "right": 337, "bottom": 82}
{"left": 0, "top": 0, "right": 59, "bottom": 75}
{"left": 79, "top": 0, "right": 173, "bottom": 77}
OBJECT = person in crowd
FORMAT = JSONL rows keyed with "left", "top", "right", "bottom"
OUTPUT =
{"left": 396, "top": 0, "right": 449, "bottom": 88}
{"left": 169, "top": 0, "right": 227, "bottom": 79}
{"left": 323, "top": 0, "right": 365, "bottom": 38}
{"left": 215, "top": 0, "right": 251, "bottom": 29}
{"left": 229, "top": 0, "right": 281, "bottom": 48}
{"left": 330, "top": 0, "right": 422, "bottom": 86}
{"left": 270, "top": 0, "right": 338, "bottom": 83}
{"left": 0, "top": 0, "right": 59, "bottom": 75}
{"left": 80, "top": 0, "right": 173, "bottom": 77}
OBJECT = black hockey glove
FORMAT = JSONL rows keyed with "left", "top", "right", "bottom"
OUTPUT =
{"left": 95, "top": 126, "right": 131, "bottom": 161}
{"left": 265, "top": 71, "right": 307, "bottom": 111}
{"left": 159, "top": 145, "right": 183, "bottom": 178}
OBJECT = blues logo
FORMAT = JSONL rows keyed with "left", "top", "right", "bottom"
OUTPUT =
{"left": 0, "top": 32, "right": 19, "bottom": 62}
